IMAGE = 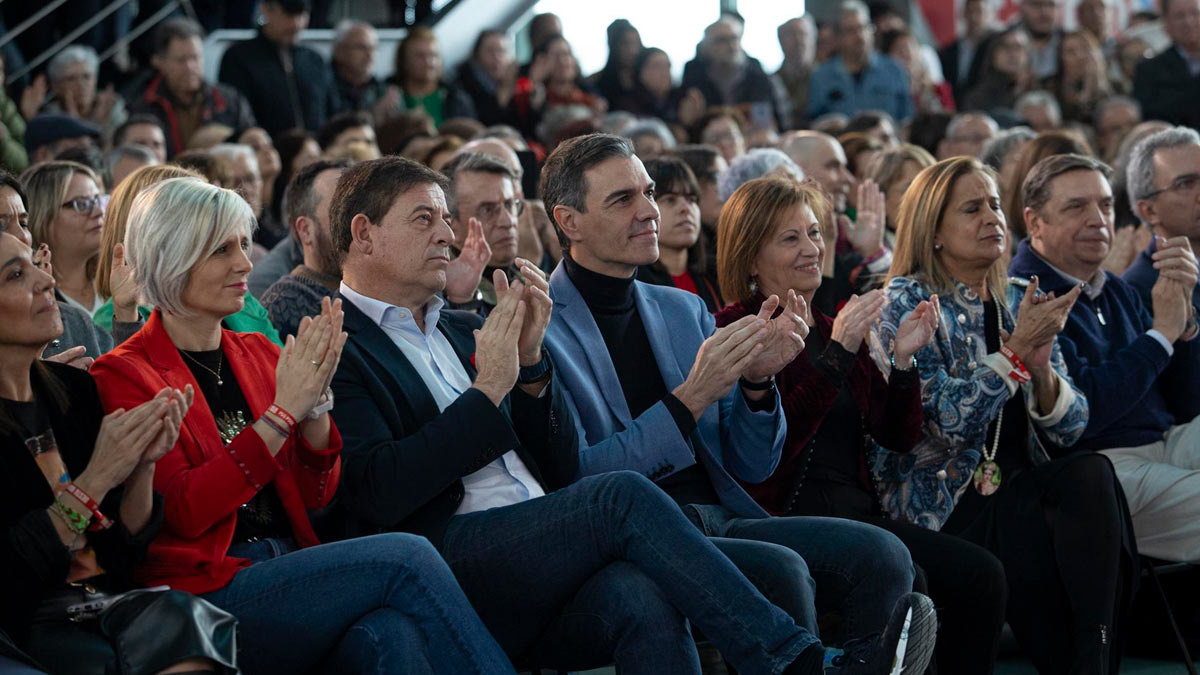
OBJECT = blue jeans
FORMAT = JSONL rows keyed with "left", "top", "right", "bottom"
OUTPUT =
{"left": 441, "top": 471, "right": 815, "bottom": 675}
{"left": 200, "top": 533, "right": 515, "bottom": 675}
{"left": 688, "top": 504, "right": 915, "bottom": 644}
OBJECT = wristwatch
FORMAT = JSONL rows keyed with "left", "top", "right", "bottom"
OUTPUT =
{"left": 738, "top": 375, "right": 775, "bottom": 391}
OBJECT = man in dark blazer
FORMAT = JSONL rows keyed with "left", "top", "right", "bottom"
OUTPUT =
{"left": 1133, "top": 0, "right": 1200, "bottom": 129}
{"left": 322, "top": 156, "right": 895, "bottom": 674}
{"left": 217, "top": 0, "right": 339, "bottom": 136}
{"left": 539, "top": 133, "right": 935, "bottom": 674}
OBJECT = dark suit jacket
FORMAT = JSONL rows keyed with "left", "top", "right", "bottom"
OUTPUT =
{"left": 218, "top": 32, "right": 340, "bottom": 135}
{"left": 1133, "top": 46, "right": 1200, "bottom": 128}
{"left": 325, "top": 294, "right": 579, "bottom": 548}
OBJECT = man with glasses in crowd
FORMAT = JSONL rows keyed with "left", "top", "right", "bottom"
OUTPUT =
{"left": 806, "top": 0, "right": 912, "bottom": 123}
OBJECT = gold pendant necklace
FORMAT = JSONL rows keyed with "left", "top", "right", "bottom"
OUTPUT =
{"left": 181, "top": 349, "right": 224, "bottom": 386}
{"left": 974, "top": 297, "right": 1004, "bottom": 496}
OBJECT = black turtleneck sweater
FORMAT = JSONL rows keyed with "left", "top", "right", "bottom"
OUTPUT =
{"left": 564, "top": 256, "right": 720, "bottom": 507}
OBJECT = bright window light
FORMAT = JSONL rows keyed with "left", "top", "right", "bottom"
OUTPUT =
{"left": 531, "top": 0, "right": 805, "bottom": 80}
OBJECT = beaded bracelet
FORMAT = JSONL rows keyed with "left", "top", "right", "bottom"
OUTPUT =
{"left": 890, "top": 353, "right": 918, "bottom": 371}
{"left": 61, "top": 482, "right": 113, "bottom": 531}
{"left": 52, "top": 495, "right": 90, "bottom": 534}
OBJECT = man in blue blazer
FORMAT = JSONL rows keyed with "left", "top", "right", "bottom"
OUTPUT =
{"left": 541, "top": 133, "right": 933, "bottom": 669}
{"left": 323, "top": 156, "right": 925, "bottom": 674}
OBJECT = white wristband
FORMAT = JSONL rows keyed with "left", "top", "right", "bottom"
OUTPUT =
{"left": 308, "top": 387, "right": 334, "bottom": 419}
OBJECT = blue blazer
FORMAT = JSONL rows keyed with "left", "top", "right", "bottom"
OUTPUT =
{"left": 545, "top": 261, "right": 786, "bottom": 519}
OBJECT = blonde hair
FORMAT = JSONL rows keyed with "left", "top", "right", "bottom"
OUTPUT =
{"left": 867, "top": 143, "right": 936, "bottom": 192}
{"left": 125, "top": 177, "right": 255, "bottom": 316}
{"left": 888, "top": 157, "right": 1009, "bottom": 298}
{"left": 717, "top": 177, "right": 831, "bottom": 304}
{"left": 19, "top": 160, "right": 102, "bottom": 284}
{"left": 96, "top": 164, "right": 198, "bottom": 298}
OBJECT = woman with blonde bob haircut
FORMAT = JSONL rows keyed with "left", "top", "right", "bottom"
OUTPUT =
{"left": 91, "top": 165, "right": 280, "bottom": 345}
{"left": 90, "top": 177, "right": 516, "bottom": 674}
{"left": 716, "top": 176, "right": 1005, "bottom": 674}
{"left": 20, "top": 160, "right": 107, "bottom": 314}
{"left": 879, "top": 156, "right": 1136, "bottom": 674}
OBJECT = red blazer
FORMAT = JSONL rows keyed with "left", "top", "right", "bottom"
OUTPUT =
{"left": 91, "top": 310, "right": 342, "bottom": 594}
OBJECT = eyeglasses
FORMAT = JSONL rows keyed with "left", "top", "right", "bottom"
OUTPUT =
{"left": 473, "top": 198, "right": 525, "bottom": 222}
{"left": 1143, "top": 173, "right": 1200, "bottom": 200}
{"left": 61, "top": 194, "right": 109, "bottom": 214}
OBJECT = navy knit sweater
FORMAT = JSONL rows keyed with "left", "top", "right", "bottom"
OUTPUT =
{"left": 1009, "top": 239, "right": 1200, "bottom": 451}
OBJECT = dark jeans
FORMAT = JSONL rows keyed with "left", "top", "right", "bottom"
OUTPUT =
{"left": 687, "top": 504, "right": 915, "bottom": 645}
{"left": 200, "top": 533, "right": 515, "bottom": 675}
{"left": 441, "top": 471, "right": 815, "bottom": 675}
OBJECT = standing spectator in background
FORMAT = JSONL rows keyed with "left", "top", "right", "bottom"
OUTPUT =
{"left": 262, "top": 160, "right": 349, "bottom": 337}
{"left": 1094, "top": 96, "right": 1141, "bottom": 163}
{"left": 41, "top": 46, "right": 127, "bottom": 144}
{"left": 1133, "top": 0, "right": 1200, "bottom": 129}
{"left": 940, "top": 0, "right": 995, "bottom": 104}
{"left": 807, "top": 1, "right": 913, "bottom": 123}
{"left": 456, "top": 30, "right": 518, "bottom": 127}
{"left": 1048, "top": 30, "right": 1115, "bottom": 124}
{"left": 0, "top": 53, "right": 28, "bottom": 173}
{"left": 219, "top": 0, "right": 339, "bottom": 136}
{"left": 381, "top": 27, "right": 477, "bottom": 129}
{"left": 774, "top": 16, "right": 817, "bottom": 127}
{"left": 1019, "top": 0, "right": 1063, "bottom": 80}
{"left": 591, "top": 20, "right": 644, "bottom": 114}
{"left": 113, "top": 115, "right": 168, "bottom": 163}
{"left": 938, "top": 112, "right": 998, "bottom": 160}
{"left": 682, "top": 18, "right": 787, "bottom": 132}
{"left": 133, "top": 18, "right": 256, "bottom": 158}
{"left": 330, "top": 21, "right": 386, "bottom": 116}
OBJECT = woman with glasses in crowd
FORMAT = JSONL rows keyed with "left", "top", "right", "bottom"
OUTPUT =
{"left": 20, "top": 161, "right": 107, "bottom": 315}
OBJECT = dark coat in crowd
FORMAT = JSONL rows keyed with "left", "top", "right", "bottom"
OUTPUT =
{"left": 128, "top": 74, "right": 257, "bottom": 158}
{"left": 1133, "top": 46, "right": 1200, "bottom": 130}
{"left": 681, "top": 55, "right": 786, "bottom": 130}
{"left": 454, "top": 61, "right": 514, "bottom": 127}
{"left": 218, "top": 31, "right": 340, "bottom": 136}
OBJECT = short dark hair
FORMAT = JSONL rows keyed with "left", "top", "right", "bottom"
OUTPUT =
{"left": 440, "top": 152, "right": 516, "bottom": 215}
{"left": 539, "top": 133, "right": 635, "bottom": 251}
{"left": 644, "top": 157, "right": 707, "bottom": 275}
{"left": 55, "top": 145, "right": 110, "bottom": 188}
{"left": 844, "top": 110, "right": 896, "bottom": 135}
{"left": 283, "top": 159, "right": 352, "bottom": 234}
{"left": 114, "top": 114, "right": 165, "bottom": 147}
{"left": 330, "top": 156, "right": 448, "bottom": 253}
{"left": 471, "top": 29, "right": 505, "bottom": 61}
{"left": 153, "top": 17, "right": 204, "bottom": 57}
{"left": 317, "top": 111, "right": 374, "bottom": 150}
{"left": 670, "top": 144, "right": 722, "bottom": 184}
{"left": 0, "top": 169, "right": 28, "bottom": 209}
{"left": 1022, "top": 153, "right": 1113, "bottom": 216}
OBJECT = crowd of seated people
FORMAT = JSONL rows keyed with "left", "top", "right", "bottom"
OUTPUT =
{"left": 3, "top": 0, "right": 1200, "bottom": 672}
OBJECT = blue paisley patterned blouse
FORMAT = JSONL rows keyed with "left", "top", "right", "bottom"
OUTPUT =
{"left": 872, "top": 275, "right": 1089, "bottom": 530}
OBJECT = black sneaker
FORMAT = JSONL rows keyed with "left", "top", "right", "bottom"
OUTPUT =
{"left": 825, "top": 592, "right": 937, "bottom": 674}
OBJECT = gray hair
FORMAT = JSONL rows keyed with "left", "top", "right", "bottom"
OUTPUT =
{"left": 838, "top": 0, "right": 871, "bottom": 27}
{"left": 440, "top": 151, "right": 516, "bottom": 215}
{"left": 47, "top": 45, "right": 98, "bottom": 82}
{"left": 1022, "top": 153, "right": 1113, "bottom": 215}
{"left": 478, "top": 125, "right": 528, "bottom": 150}
{"left": 945, "top": 112, "right": 999, "bottom": 141}
{"left": 718, "top": 148, "right": 804, "bottom": 202}
{"left": 106, "top": 144, "right": 158, "bottom": 171}
{"left": 540, "top": 133, "right": 635, "bottom": 251}
{"left": 209, "top": 143, "right": 259, "bottom": 174}
{"left": 536, "top": 104, "right": 594, "bottom": 147}
{"left": 1127, "top": 126, "right": 1200, "bottom": 205}
{"left": 1095, "top": 96, "right": 1142, "bottom": 125}
{"left": 623, "top": 119, "right": 676, "bottom": 151}
{"left": 600, "top": 111, "right": 637, "bottom": 136}
{"left": 125, "top": 177, "right": 256, "bottom": 316}
{"left": 980, "top": 126, "right": 1035, "bottom": 170}
{"left": 333, "top": 19, "right": 374, "bottom": 47}
{"left": 1015, "top": 90, "right": 1063, "bottom": 128}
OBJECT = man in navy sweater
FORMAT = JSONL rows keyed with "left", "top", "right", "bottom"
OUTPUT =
{"left": 1121, "top": 127, "right": 1200, "bottom": 312}
{"left": 1009, "top": 153, "right": 1200, "bottom": 562}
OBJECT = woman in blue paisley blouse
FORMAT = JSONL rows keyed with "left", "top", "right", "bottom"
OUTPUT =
{"left": 877, "top": 157, "right": 1137, "bottom": 675}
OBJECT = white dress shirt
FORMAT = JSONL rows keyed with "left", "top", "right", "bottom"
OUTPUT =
{"left": 340, "top": 282, "right": 545, "bottom": 515}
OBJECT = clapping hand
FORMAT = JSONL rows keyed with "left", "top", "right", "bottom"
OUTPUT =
{"left": 445, "top": 217, "right": 492, "bottom": 303}
{"left": 741, "top": 290, "right": 810, "bottom": 383}
{"left": 140, "top": 386, "right": 194, "bottom": 465}
{"left": 844, "top": 180, "right": 887, "bottom": 257}
{"left": 274, "top": 297, "right": 347, "bottom": 420}
{"left": 893, "top": 295, "right": 940, "bottom": 365}
{"left": 472, "top": 269, "right": 527, "bottom": 406}
{"left": 44, "top": 346, "right": 94, "bottom": 371}
{"left": 1007, "top": 277, "right": 1081, "bottom": 373}
{"left": 504, "top": 258, "right": 553, "bottom": 367}
{"left": 831, "top": 289, "right": 887, "bottom": 354}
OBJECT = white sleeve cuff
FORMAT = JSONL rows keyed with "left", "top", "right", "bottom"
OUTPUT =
{"left": 980, "top": 352, "right": 1020, "bottom": 396}
{"left": 1147, "top": 329, "right": 1175, "bottom": 356}
{"left": 866, "top": 250, "right": 893, "bottom": 273}
{"left": 1027, "top": 371, "right": 1075, "bottom": 426}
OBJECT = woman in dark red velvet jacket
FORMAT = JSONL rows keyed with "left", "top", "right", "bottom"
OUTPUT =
{"left": 713, "top": 176, "right": 1007, "bottom": 675}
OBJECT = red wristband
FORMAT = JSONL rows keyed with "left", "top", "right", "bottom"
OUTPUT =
{"left": 999, "top": 345, "right": 1032, "bottom": 384}
{"left": 266, "top": 404, "right": 297, "bottom": 430}
{"left": 62, "top": 482, "right": 113, "bottom": 531}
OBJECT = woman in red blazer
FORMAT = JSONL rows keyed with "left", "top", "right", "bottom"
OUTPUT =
{"left": 91, "top": 177, "right": 514, "bottom": 674}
